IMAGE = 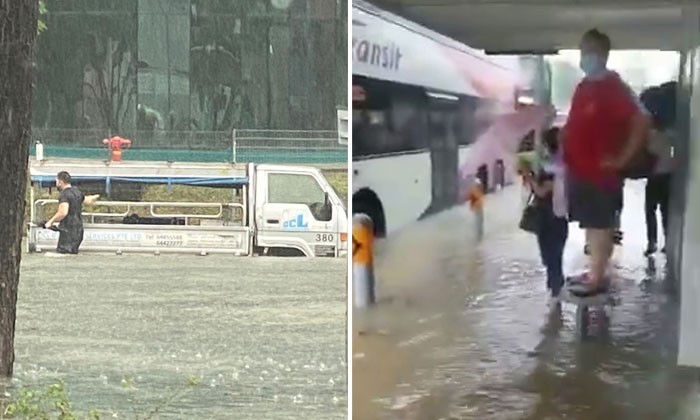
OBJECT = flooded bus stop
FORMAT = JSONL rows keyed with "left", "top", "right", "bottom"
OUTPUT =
{"left": 353, "top": 1, "right": 700, "bottom": 418}
{"left": 355, "top": 182, "right": 700, "bottom": 419}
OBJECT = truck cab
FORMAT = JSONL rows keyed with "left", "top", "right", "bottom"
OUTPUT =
{"left": 252, "top": 164, "right": 347, "bottom": 257}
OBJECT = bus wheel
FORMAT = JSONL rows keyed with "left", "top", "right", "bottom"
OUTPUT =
{"left": 353, "top": 188, "right": 386, "bottom": 238}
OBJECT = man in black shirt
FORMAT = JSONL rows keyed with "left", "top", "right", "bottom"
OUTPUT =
{"left": 45, "top": 171, "right": 99, "bottom": 254}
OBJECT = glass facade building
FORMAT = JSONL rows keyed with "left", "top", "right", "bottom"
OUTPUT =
{"left": 33, "top": 0, "right": 348, "bottom": 135}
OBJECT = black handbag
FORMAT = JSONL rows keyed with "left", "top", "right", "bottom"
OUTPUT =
{"left": 519, "top": 192, "right": 540, "bottom": 234}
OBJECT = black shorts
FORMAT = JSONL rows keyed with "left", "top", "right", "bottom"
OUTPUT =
{"left": 568, "top": 176, "right": 621, "bottom": 230}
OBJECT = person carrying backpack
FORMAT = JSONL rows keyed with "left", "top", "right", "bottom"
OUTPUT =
{"left": 640, "top": 82, "right": 677, "bottom": 255}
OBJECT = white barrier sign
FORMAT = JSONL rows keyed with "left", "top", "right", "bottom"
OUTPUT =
{"left": 33, "top": 225, "right": 249, "bottom": 254}
{"left": 337, "top": 108, "right": 348, "bottom": 146}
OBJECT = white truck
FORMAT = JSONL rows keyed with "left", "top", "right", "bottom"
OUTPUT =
{"left": 27, "top": 158, "right": 347, "bottom": 257}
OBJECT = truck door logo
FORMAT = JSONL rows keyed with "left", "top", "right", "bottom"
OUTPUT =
{"left": 282, "top": 214, "right": 309, "bottom": 231}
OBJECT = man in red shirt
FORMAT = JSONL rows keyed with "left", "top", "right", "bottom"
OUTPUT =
{"left": 563, "top": 29, "right": 651, "bottom": 296}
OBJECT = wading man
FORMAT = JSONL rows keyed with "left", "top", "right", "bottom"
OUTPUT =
{"left": 45, "top": 171, "right": 99, "bottom": 254}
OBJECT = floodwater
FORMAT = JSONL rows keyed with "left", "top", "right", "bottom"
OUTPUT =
{"left": 12, "top": 252, "right": 346, "bottom": 419}
{"left": 353, "top": 181, "right": 700, "bottom": 420}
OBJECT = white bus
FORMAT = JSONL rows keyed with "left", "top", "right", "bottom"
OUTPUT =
{"left": 352, "top": 0, "right": 525, "bottom": 237}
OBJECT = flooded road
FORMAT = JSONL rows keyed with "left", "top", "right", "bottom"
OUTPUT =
{"left": 353, "top": 181, "right": 700, "bottom": 420}
{"left": 14, "top": 253, "right": 346, "bottom": 419}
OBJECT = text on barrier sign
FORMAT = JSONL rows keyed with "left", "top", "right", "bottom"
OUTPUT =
{"left": 352, "top": 221, "right": 372, "bottom": 265}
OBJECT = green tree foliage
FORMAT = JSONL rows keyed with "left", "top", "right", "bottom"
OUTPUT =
{"left": 37, "top": 1, "right": 47, "bottom": 34}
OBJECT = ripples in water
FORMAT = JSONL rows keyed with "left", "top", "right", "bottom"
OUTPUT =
{"left": 15, "top": 253, "right": 347, "bottom": 419}
{"left": 354, "top": 183, "right": 699, "bottom": 420}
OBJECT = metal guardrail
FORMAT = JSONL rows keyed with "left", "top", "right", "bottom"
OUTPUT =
{"left": 31, "top": 128, "right": 232, "bottom": 150}
{"left": 33, "top": 199, "right": 246, "bottom": 227}
{"left": 30, "top": 128, "right": 348, "bottom": 165}
{"left": 233, "top": 129, "right": 345, "bottom": 163}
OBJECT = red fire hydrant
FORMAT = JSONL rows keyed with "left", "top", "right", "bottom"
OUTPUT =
{"left": 103, "top": 136, "right": 131, "bottom": 162}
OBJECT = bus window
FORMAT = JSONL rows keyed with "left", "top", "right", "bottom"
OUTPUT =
{"left": 456, "top": 97, "right": 479, "bottom": 146}
{"left": 353, "top": 76, "right": 428, "bottom": 157}
{"left": 518, "top": 130, "right": 536, "bottom": 152}
{"left": 390, "top": 89, "right": 428, "bottom": 152}
{"left": 426, "top": 93, "right": 462, "bottom": 148}
{"left": 352, "top": 108, "right": 391, "bottom": 157}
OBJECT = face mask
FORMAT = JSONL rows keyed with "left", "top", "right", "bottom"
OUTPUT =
{"left": 580, "top": 54, "right": 604, "bottom": 75}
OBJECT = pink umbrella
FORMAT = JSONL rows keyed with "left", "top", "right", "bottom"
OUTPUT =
{"left": 460, "top": 104, "right": 555, "bottom": 179}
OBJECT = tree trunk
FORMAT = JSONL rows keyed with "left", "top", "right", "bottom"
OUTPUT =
{"left": 0, "top": 0, "right": 39, "bottom": 377}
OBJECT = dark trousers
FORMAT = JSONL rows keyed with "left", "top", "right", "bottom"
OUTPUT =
{"left": 615, "top": 184, "right": 624, "bottom": 230}
{"left": 57, "top": 226, "right": 84, "bottom": 254}
{"left": 536, "top": 213, "right": 569, "bottom": 296}
{"left": 645, "top": 174, "right": 671, "bottom": 245}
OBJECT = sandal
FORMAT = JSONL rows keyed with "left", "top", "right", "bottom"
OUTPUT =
{"left": 568, "top": 280, "right": 610, "bottom": 297}
{"left": 566, "top": 273, "right": 589, "bottom": 285}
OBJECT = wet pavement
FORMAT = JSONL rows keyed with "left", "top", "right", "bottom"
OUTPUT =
{"left": 12, "top": 253, "right": 346, "bottom": 419}
{"left": 353, "top": 180, "right": 700, "bottom": 420}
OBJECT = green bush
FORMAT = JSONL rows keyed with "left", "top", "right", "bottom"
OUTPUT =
{"left": 1, "top": 377, "right": 201, "bottom": 420}
{"left": 325, "top": 171, "right": 347, "bottom": 199}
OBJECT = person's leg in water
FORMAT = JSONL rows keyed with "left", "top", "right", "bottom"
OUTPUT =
{"left": 645, "top": 176, "right": 661, "bottom": 255}
{"left": 548, "top": 217, "right": 569, "bottom": 298}
{"left": 578, "top": 229, "right": 601, "bottom": 282}
{"left": 70, "top": 226, "right": 84, "bottom": 255}
{"left": 536, "top": 209, "right": 569, "bottom": 300}
{"left": 584, "top": 189, "right": 620, "bottom": 253}
{"left": 56, "top": 225, "right": 82, "bottom": 255}
{"left": 614, "top": 185, "right": 624, "bottom": 245}
{"left": 658, "top": 173, "right": 671, "bottom": 253}
{"left": 56, "top": 230, "right": 72, "bottom": 254}
{"left": 536, "top": 228, "right": 552, "bottom": 295}
{"left": 588, "top": 228, "right": 614, "bottom": 285}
